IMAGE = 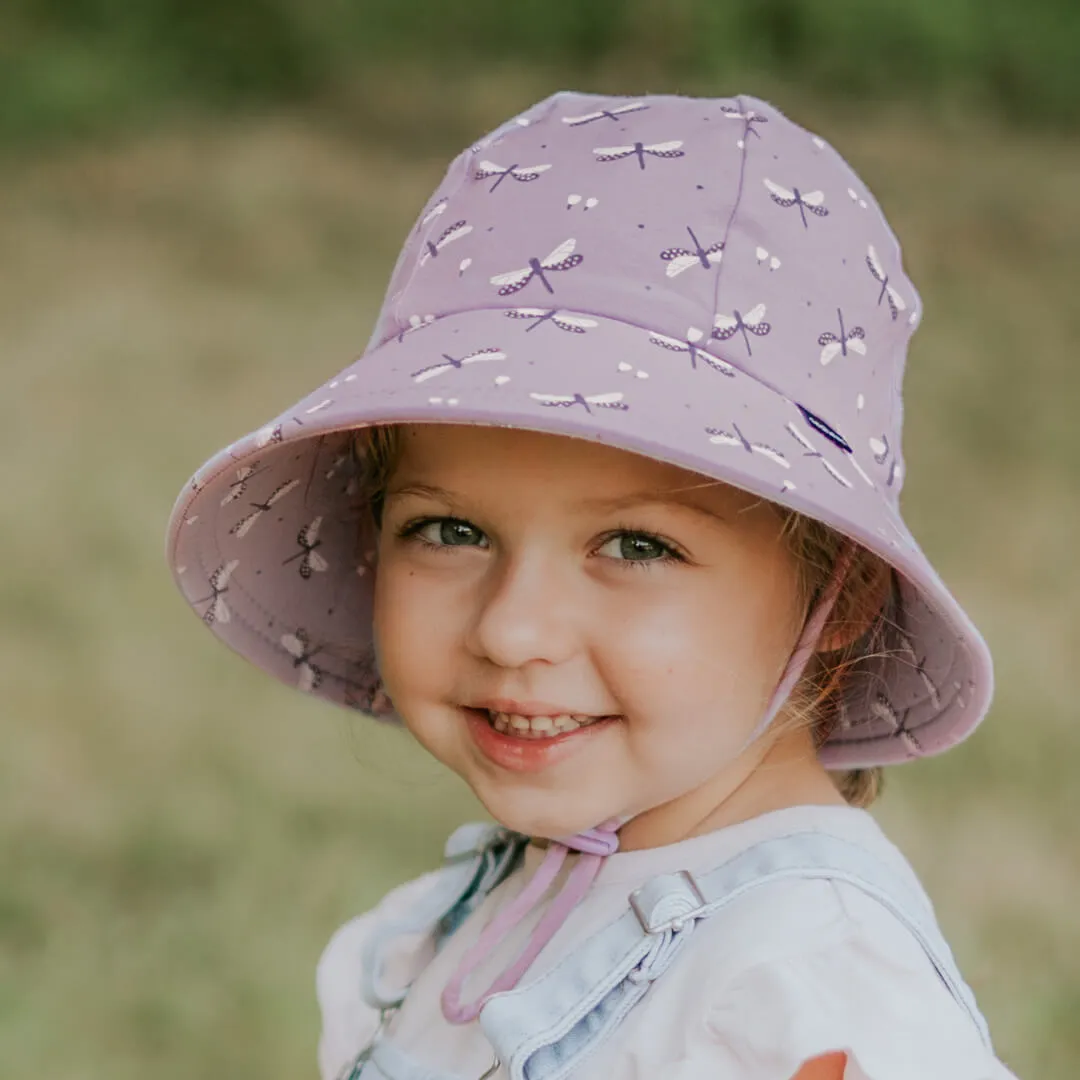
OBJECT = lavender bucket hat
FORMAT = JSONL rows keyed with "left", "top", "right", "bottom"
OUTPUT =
{"left": 167, "top": 91, "right": 993, "bottom": 769}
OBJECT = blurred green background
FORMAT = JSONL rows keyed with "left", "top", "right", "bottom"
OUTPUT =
{"left": 1, "top": 2, "right": 1078, "bottom": 1077}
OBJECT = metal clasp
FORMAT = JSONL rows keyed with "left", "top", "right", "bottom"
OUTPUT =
{"left": 628, "top": 870, "right": 708, "bottom": 934}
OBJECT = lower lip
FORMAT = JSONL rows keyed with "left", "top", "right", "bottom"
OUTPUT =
{"left": 463, "top": 708, "right": 618, "bottom": 773}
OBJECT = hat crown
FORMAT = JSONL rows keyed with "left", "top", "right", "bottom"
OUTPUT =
{"left": 369, "top": 91, "right": 919, "bottom": 500}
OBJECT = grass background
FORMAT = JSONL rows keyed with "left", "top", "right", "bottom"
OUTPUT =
{"left": 1, "top": 8, "right": 1078, "bottom": 1077}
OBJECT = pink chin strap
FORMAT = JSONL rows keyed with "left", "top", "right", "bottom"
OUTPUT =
{"left": 440, "top": 542, "right": 857, "bottom": 1025}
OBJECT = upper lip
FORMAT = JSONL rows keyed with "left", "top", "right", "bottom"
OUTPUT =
{"left": 470, "top": 698, "right": 610, "bottom": 718}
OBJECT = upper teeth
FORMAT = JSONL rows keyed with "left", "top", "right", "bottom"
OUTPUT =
{"left": 487, "top": 711, "right": 599, "bottom": 737}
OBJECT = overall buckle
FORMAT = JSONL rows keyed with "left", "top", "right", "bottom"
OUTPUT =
{"left": 628, "top": 870, "right": 708, "bottom": 934}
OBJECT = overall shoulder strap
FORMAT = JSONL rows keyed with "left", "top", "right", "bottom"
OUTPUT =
{"left": 359, "top": 823, "right": 528, "bottom": 1011}
{"left": 479, "top": 830, "right": 993, "bottom": 1080}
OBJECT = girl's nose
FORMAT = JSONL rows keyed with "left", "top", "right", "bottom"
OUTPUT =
{"left": 464, "top": 551, "right": 580, "bottom": 669}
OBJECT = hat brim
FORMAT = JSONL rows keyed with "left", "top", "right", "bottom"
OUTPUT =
{"left": 167, "top": 307, "right": 992, "bottom": 769}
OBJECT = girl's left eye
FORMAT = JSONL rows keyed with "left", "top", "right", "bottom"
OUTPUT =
{"left": 595, "top": 531, "right": 683, "bottom": 567}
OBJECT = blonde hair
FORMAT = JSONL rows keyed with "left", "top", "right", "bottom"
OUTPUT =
{"left": 352, "top": 425, "right": 893, "bottom": 808}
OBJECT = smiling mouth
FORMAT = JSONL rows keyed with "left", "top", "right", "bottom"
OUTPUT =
{"left": 477, "top": 708, "right": 617, "bottom": 740}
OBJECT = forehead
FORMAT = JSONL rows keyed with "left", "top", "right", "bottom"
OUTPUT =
{"left": 388, "top": 424, "right": 764, "bottom": 517}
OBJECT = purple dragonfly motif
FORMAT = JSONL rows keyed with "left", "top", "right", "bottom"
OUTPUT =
{"left": 503, "top": 308, "right": 598, "bottom": 333}
{"left": 712, "top": 304, "right": 771, "bottom": 356}
{"left": 818, "top": 308, "right": 867, "bottom": 366}
{"left": 229, "top": 478, "right": 301, "bottom": 538}
{"left": 870, "top": 693, "right": 922, "bottom": 755}
{"left": 281, "top": 629, "right": 323, "bottom": 693}
{"left": 785, "top": 406, "right": 858, "bottom": 489}
{"left": 705, "top": 423, "right": 790, "bottom": 469}
{"left": 648, "top": 326, "right": 736, "bottom": 376}
{"left": 720, "top": 105, "right": 768, "bottom": 132}
{"left": 220, "top": 461, "right": 267, "bottom": 506}
{"left": 593, "top": 140, "right": 684, "bottom": 170}
{"left": 562, "top": 101, "right": 648, "bottom": 126}
{"left": 866, "top": 245, "right": 908, "bottom": 321}
{"left": 282, "top": 516, "right": 329, "bottom": 579}
{"left": 410, "top": 347, "right": 507, "bottom": 383}
{"left": 489, "top": 239, "right": 583, "bottom": 296}
{"left": 528, "top": 391, "right": 628, "bottom": 414}
{"left": 419, "top": 197, "right": 448, "bottom": 228}
{"left": 763, "top": 178, "right": 830, "bottom": 228}
{"left": 659, "top": 227, "right": 725, "bottom": 277}
{"left": 195, "top": 560, "right": 239, "bottom": 626}
{"left": 419, "top": 220, "right": 473, "bottom": 266}
{"left": 474, "top": 159, "right": 552, "bottom": 193}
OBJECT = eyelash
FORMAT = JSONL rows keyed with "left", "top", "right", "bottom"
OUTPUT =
{"left": 395, "top": 516, "right": 687, "bottom": 569}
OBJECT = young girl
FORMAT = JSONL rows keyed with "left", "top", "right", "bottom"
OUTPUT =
{"left": 167, "top": 92, "right": 1019, "bottom": 1079}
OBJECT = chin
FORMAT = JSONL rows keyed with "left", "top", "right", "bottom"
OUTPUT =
{"left": 474, "top": 786, "right": 610, "bottom": 841}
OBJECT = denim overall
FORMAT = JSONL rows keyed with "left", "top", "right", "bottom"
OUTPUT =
{"left": 341, "top": 822, "right": 993, "bottom": 1080}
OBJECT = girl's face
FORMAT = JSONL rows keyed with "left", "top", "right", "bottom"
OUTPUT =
{"left": 373, "top": 424, "right": 837, "bottom": 846}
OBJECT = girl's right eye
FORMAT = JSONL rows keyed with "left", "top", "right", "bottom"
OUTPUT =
{"left": 399, "top": 517, "right": 489, "bottom": 551}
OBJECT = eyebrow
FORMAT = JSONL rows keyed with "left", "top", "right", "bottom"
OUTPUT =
{"left": 384, "top": 482, "right": 734, "bottom": 527}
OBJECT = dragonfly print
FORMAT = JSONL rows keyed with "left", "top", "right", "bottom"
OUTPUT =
{"left": 659, "top": 227, "right": 724, "bottom": 277}
{"left": 195, "top": 560, "right": 239, "bottom": 626}
{"left": 561, "top": 101, "right": 648, "bottom": 126}
{"left": 866, "top": 245, "right": 908, "bottom": 321}
{"left": 229, "top": 478, "right": 301, "bottom": 538}
{"left": 410, "top": 347, "right": 507, "bottom": 383}
{"left": 220, "top": 462, "right": 266, "bottom": 506}
{"left": 419, "top": 198, "right": 448, "bottom": 228}
{"left": 282, "top": 516, "right": 330, "bottom": 579}
{"left": 474, "top": 160, "right": 552, "bottom": 193}
{"left": 528, "top": 391, "right": 628, "bottom": 414}
{"left": 705, "top": 423, "right": 790, "bottom": 469}
{"left": 870, "top": 693, "right": 923, "bottom": 755}
{"left": 489, "top": 239, "right": 583, "bottom": 296}
{"left": 503, "top": 308, "right": 598, "bottom": 333}
{"left": 593, "top": 141, "right": 685, "bottom": 170}
{"left": 818, "top": 308, "right": 867, "bottom": 365}
{"left": 281, "top": 629, "right": 324, "bottom": 693}
{"left": 418, "top": 220, "right": 473, "bottom": 266}
{"left": 720, "top": 105, "right": 769, "bottom": 137}
{"left": 648, "top": 326, "right": 736, "bottom": 376}
{"left": 712, "top": 304, "right": 771, "bottom": 356}
{"left": 763, "top": 179, "right": 830, "bottom": 228}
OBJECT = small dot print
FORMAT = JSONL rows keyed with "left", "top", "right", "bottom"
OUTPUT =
{"left": 696, "top": 185, "right": 704, "bottom": 190}
{"left": 638, "top": 224, "right": 645, "bottom": 229}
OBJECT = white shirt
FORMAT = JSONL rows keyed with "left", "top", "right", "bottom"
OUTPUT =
{"left": 317, "top": 805, "right": 1019, "bottom": 1079}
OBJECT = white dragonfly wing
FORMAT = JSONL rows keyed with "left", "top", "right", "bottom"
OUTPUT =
{"left": 752, "top": 445, "right": 791, "bottom": 469}
{"left": 543, "top": 237, "right": 577, "bottom": 264}
{"left": 763, "top": 178, "right": 794, "bottom": 200}
{"left": 268, "top": 479, "right": 300, "bottom": 506}
{"left": 438, "top": 223, "right": 473, "bottom": 247}
{"left": 848, "top": 338, "right": 868, "bottom": 356}
{"left": 648, "top": 332, "right": 687, "bottom": 350}
{"left": 232, "top": 512, "right": 261, "bottom": 539}
{"left": 297, "top": 664, "right": 318, "bottom": 693}
{"left": 801, "top": 190, "right": 827, "bottom": 207}
{"left": 475, "top": 160, "right": 505, "bottom": 175}
{"left": 866, "top": 244, "right": 886, "bottom": 278}
{"left": 212, "top": 597, "right": 231, "bottom": 624}
{"left": 665, "top": 254, "right": 698, "bottom": 277}
{"left": 743, "top": 303, "right": 767, "bottom": 325}
{"left": 593, "top": 145, "right": 633, "bottom": 156}
{"left": 489, "top": 267, "right": 530, "bottom": 286}
{"left": 563, "top": 110, "right": 603, "bottom": 124}
{"left": 508, "top": 307, "right": 548, "bottom": 317}
{"left": 646, "top": 140, "right": 684, "bottom": 152}
{"left": 517, "top": 164, "right": 552, "bottom": 175}
{"left": 462, "top": 350, "right": 507, "bottom": 364}
{"left": 713, "top": 313, "right": 738, "bottom": 331}
{"left": 529, "top": 392, "right": 573, "bottom": 404}
{"left": 412, "top": 365, "right": 449, "bottom": 383}
{"left": 280, "top": 633, "right": 305, "bottom": 658}
{"left": 886, "top": 284, "right": 908, "bottom": 311}
{"left": 708, "top": 431, "right": 740, "bottom": 446}
{"left": 586, "top": 392, "right": 625, "bottom": 405}
{"left": 819, "top": 341, "right": 843, "bottom": 365}
{"left": 558, "top": 315, "right": 598, "bottom": 329}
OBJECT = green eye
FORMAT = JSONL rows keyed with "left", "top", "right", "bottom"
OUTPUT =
{"left": 597, "top": 531, "right": 679, "bottom": 563}
{"left": 406, "top": 517, "right": 487, "bottom": 549}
